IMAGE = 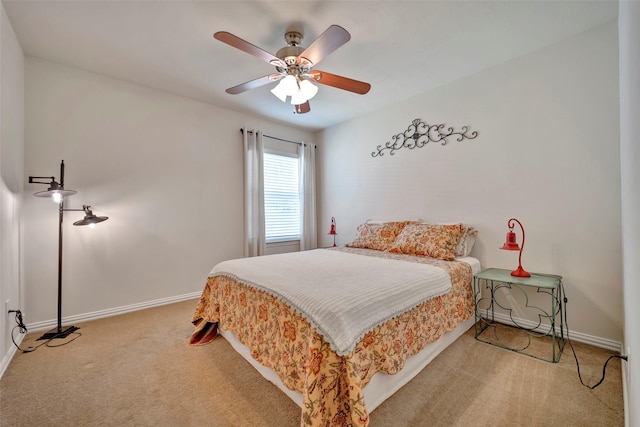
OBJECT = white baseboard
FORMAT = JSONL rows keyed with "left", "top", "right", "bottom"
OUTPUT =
{"left": 489, "top": 312, "right": 623, "bottom": 352}
{"left": 0, "top": 332, "right": 23, "bottom": 380}
{"left": 25, "top": 291, "right": 201, "bottom": 332}
{"left": 622, "top": 361, "right": 629, "bottom": 427}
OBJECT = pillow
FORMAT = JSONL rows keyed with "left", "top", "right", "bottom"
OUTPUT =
{"left": 387, "top": 223, "right": 466, "bottom": 260}
{"left": 455, "top": 226, "right": 478, "bottom": 257}
{"left": 346, "top": 221, "right": 411, "bottom": 251}
{"left": 421, "top": 221, "right": 478, "bottom": 257}
{"left": 365, "top": 218, "right": 421, "bottom": 224}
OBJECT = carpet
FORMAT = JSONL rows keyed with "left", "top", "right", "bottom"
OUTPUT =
{"left": 0, "top": 300, "right": 624, "bottom": 426}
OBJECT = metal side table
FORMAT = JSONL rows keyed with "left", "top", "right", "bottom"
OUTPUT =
{"left": 474, "top": 268, "right": 565, "bottom": 362}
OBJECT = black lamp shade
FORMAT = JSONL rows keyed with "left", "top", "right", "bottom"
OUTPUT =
{"left": 34, "top": 188, "right": 77, "bottom": 198}
{"left": 73, "top": 214, "right": 108, "bottom": 226}
{"left": 73, "top": 207, "right": 108, "bottom": 226}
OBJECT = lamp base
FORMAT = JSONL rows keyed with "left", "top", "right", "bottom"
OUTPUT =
{"left": 37, "top": 325, "right": 80, "bottom": 341}
{"left": 510, "top": 266, "right": 531, "bottom": 278}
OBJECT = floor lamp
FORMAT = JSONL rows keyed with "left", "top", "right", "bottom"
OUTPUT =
{"left": 29, "top": 160, "right": 108, "bottom": 340}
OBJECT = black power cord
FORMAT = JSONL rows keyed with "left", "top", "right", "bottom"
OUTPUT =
{"left": 9, "top": 310, "right": 43, "bottom": 353}
{"left": 8, "top": 309, "right": 81, "bottom": 352}
{"left": 561, "top": 283, "right": 627, "bottom": 389}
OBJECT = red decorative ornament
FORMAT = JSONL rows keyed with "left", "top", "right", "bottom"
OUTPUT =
{"left": 500, "top": 218, "right": 530, "bottom": 277}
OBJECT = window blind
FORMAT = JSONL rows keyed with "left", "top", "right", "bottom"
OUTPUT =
{"left": 263, "top": 152, "right": 300, "bottom": 242}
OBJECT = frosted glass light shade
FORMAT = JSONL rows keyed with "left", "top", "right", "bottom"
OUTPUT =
{"left": 270, "top": 75, "right": 297, "bottom": 102}
{"left": 290, "top": 79, "right": 318, "bottom": 105}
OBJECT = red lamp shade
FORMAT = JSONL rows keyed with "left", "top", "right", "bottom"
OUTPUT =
{"left": 328, "top": 217, "right": 337, "bottom": 247}
{"left": 328, "top": 217, "right": 337, "bottom": 235}
{"left": 500, "top": 231, "right": 520, "bottom": 251}
{"left": 500, "top": 218, "right": 530, "bottom": 277}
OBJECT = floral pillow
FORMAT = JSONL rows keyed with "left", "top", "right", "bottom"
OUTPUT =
{"left": 387, "top": 223, "right": 466, "bottom": 260}
{"left": 346, "top": 221, "right": 411, "bottom": 251}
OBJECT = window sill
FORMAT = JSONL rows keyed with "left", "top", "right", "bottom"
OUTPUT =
{"left": 266, "top": 239, "right": 301, "bottom": 246}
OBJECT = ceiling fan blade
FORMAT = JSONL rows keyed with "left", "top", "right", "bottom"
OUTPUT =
{"left": 226, "top": 74, "right": 281, "bottom": 95}
{"left": 214, "top": 31, "right": 286, "bottom": 68}
{"left": 309, "top": 70, "right": 371, "bottom": 95}
{"left": 295, "top": 101, "right": 311, "bottom": 114}
{"left": 297, "top": 25, "right": 350, "bottom": 66}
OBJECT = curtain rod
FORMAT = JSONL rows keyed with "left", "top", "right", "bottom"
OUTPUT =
{"left": 240, "top": 128, "right": 308, "bottom": 146}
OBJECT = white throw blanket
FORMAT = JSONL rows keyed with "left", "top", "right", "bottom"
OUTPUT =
{"left": 210, "top": 249, "right": 452, "bottom": 356}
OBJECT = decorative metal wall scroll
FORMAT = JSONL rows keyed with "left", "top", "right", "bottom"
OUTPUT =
{"left": 371, "top": 118, "right": 478, "bottom": 157}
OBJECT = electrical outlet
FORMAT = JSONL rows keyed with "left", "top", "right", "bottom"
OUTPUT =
{"left": 4, "top": 299, "right": 9, "bottom": 314}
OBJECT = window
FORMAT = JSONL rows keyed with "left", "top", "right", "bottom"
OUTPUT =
{"left": 263, "top": 151, "right": 300, "bottom": 242}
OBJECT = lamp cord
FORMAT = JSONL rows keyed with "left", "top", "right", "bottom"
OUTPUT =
{"left": 561, "top": 282, "right": 627, "bottom": 389}
{"left": 9, "top": 310, "right": 81, "bottom": 352}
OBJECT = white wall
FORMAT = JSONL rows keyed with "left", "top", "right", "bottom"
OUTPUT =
{"left": 316, "top": 23, "right": 622, "bottom": 346}
{"left": 0, "top": 4, "right": 25, "bottom": 374}
{"left": 22, "top": 57, "right": 314, "bottom": 327}
{"left": 619, "top": 2, "right": 639, "bottom": 424}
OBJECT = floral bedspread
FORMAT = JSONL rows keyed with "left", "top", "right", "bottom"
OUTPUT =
{"left": 191, "top": 248, "right": 474, "bottom": 427}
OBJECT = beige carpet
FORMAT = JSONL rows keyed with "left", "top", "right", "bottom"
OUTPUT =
{"left": 0, "top": 300, "right": 624, "bottom": 426}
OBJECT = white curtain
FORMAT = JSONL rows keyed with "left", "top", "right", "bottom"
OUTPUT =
{"left": 299, "top": 142, "right": 317, "bottom": 250}
{"left": 243, "top": 128, "right": 265, "bottom": 257}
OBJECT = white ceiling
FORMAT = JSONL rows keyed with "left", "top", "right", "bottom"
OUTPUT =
{"left": 2, "top": 1, "right": 618, "bottom": 132}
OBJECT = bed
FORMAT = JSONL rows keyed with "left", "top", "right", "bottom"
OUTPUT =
{"left": 191, "top": 221, "right": 479, "bottom": 427}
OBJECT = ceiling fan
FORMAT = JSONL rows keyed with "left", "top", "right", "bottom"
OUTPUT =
{"left": 214, "top": 25, "right": 371, "bottom": 114}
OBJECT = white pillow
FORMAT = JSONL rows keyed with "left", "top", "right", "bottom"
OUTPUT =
{"left": 455, "top": 226, "right": 478, "bottom": 257}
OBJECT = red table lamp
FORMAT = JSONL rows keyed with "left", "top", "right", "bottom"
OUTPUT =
{"left": 500, "top": 218, "right": 530, "bottom": 277}
{"left": 328, "top": 217, "right": 337, "bottom": 247}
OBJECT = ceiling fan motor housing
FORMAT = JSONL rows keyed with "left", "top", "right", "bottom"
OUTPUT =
{"left": 276, "top": 31, "right": 313, "bottom": 71}
{"left": 276, "top": 45, "right": 306, "bottom": 66}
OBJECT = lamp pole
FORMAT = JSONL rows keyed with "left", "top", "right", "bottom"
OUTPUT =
{"left": 56, "top": 197, "right": 64, "bottom": 335}
{"left": 55, "top": 160, "right": 67, "bottom": 337}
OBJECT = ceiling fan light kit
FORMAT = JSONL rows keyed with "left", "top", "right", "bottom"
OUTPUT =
{"left": 270, "top": 74, "right": 318, "bottom": 105}
{"left": 214, "top": 25, "right": 370, "bottom": 114}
